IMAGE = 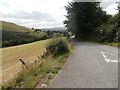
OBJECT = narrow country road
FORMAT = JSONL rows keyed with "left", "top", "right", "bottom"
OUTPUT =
{"left": 48, "top": 42, "right": 118, "bottom": 88}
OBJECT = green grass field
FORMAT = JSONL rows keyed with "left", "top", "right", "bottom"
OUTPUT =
{"left": 1, "top": 20, "right": 33, "bottom": 32}
{"left": 2, "top": 39, "right": 50, "bottom": 84}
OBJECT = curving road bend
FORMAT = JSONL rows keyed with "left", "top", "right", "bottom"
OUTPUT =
{"left": 48, "top": 42, "right": 118, "bottom": 88}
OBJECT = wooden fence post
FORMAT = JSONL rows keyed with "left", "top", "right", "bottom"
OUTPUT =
{"left": 19, "top": 59, "right": 29, "bottom": 70}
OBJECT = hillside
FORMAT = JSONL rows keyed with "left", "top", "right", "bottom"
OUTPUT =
{"left": 1, "top": 20, "right": 47, "bottom": 47}
{"left": 1, "top": 20, "right": 33, "bottom": 32}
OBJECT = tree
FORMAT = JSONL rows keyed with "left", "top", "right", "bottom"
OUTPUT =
{"left": 64, "top": 2, "right": 110, "bottom": 40}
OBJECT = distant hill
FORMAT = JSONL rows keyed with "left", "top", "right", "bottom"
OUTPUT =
{"left": 41, "top": 27, "right": 68, "bottom": 33}
{"left": 1, "top": 20, "right": 33, "bottom": 32}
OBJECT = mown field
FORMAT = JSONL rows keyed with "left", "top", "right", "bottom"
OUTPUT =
{"left": 2, "top": 39, "right": 50, "bottom": 85}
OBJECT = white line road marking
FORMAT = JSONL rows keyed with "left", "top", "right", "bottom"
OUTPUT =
{"left": 82, "top": 86, "right": 84, "bottom": 88}
{"left": 92, "top": 85, "right": 94, "bottom": 88}
{"left": 101, "top": 51, "right": 118, "bottom": 63}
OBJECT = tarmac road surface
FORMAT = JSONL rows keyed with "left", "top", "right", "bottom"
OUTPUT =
{"left": 48, "top": 42, "right": 118, "bottom": 88}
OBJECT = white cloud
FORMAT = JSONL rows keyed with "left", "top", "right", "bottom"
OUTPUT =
{"left": 1, "top": 11, "right": 56, "bottom": 22}
{"left": 0, "top": 0, "right": 72, "bottom": 28}
{"left": 101, "top": 0, "right": 119, "bottom": 2}
{"left": 103, "top": 3, "right": 118, "bottom": 15}
{"left": 0, "top": 0, "right": 118, "bottom": 28}
{"left": 101, "top": 2, "right": 113, "bottom": 9}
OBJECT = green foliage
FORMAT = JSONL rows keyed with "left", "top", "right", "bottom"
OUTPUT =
{"left": 2, "top": 31, "right": 47, "bottom": 47}
{"left": 23, "top": 75, "right": 38, "bottom": 88}
{"left": 46, "top": 38, "right": 69, "bottom": 57}
{"left": 96, "top": 14, "right": 119, "bottom": 43}
{"left": 64, "top": 2, "right": 110, "bottom": 40}
{"left": 48, "top": 74, "right": 55, "bottom": 80}
{"left": 50, "top": 66, "right": 62, "bottom": 74}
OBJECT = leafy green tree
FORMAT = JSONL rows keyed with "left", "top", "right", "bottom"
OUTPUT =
{"left": 96, "top": 14, "right": 119, "bottom": 43}
{"left": 64, "top": 2, "right": 110, "bottom": 40}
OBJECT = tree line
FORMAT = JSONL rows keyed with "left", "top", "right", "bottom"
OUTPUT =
{"left": 2, "top": 31, "right": 47, "bottom": 47}
{"left": 64, "top": 1, "right": 119, "bottom": 43}
{"left": 2, "top": 29, "right": 69, "bottom": 48}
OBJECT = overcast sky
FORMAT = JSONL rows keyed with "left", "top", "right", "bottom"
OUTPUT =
{"left": 0, "top": 0, "right": 119, "bottom": 28}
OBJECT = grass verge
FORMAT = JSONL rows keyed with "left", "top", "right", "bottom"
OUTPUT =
{"left": 101, "top": 42, "right": 120, "bottom": 47}
{"left": 2, "top": 38, "right": 74, "bottom": 88}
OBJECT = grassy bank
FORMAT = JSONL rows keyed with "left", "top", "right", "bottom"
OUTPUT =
{"left": 101, "top": 42, "right": 120, "bottom": 47}
{"left": 2, "top": 39, "right": 49, "bottom": 84}
{"left": 2, "top": 38, "right": 74, "bottom": 88}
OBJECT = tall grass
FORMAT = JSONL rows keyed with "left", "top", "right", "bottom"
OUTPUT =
{"left": 2, "top": 38, "right": 74, "bottom": 88}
